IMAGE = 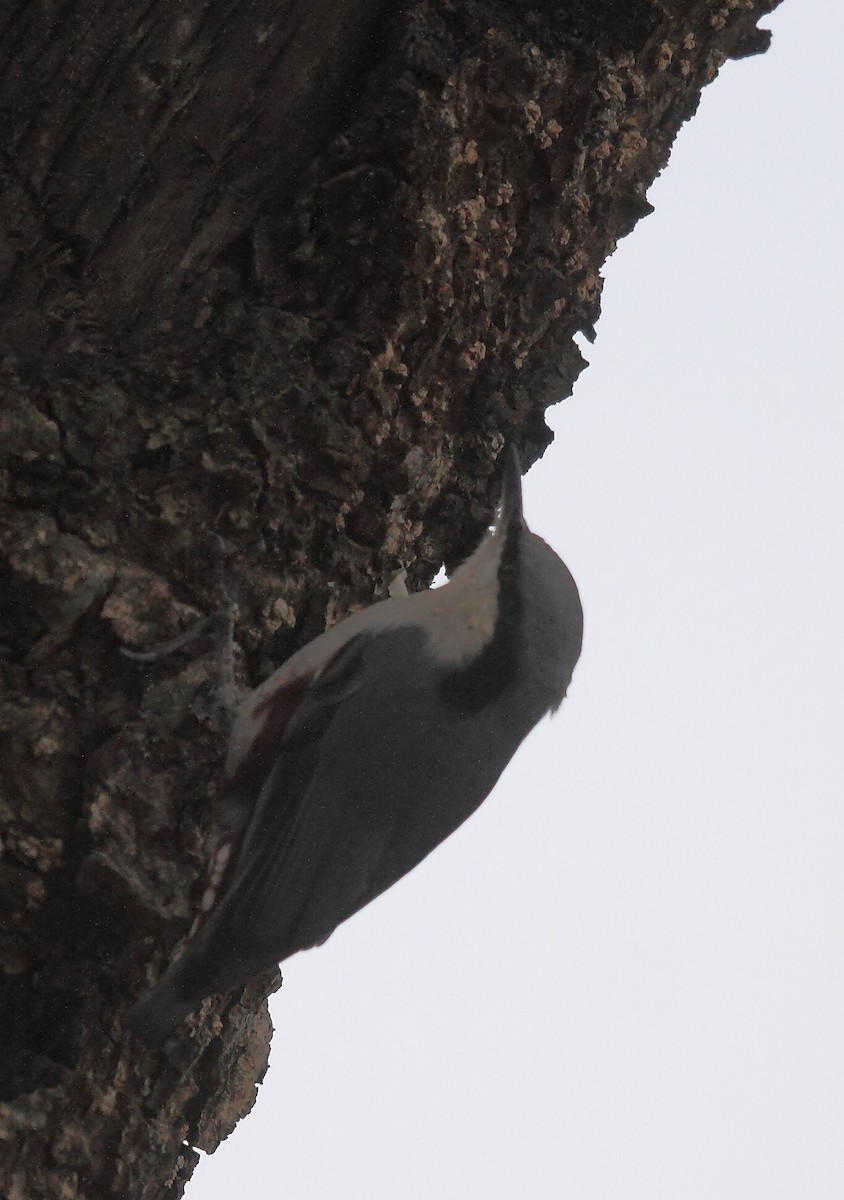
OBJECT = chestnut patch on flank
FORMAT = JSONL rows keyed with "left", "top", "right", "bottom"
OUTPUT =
{"left": 222, "top": 670, "right": 315, "bottom": 800}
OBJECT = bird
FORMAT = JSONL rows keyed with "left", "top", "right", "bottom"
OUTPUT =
{"left": 124, "top": 445, "right": 583, "bottom": 1042}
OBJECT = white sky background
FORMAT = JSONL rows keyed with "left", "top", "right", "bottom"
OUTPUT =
{"left": 196, "top": 4, "right": 843, "bottom": 1196}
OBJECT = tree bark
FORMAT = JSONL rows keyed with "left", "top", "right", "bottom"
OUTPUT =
{"left": 0, "top": 0, "right": 778, "bottom": 1194}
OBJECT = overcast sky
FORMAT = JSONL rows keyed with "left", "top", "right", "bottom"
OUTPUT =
{"left": 195, "top": 4, "right": 843, "bottom": 1196}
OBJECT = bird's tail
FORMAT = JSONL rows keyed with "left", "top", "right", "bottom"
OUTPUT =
{"left": 124, "top": 960, "right": 205, "bottom": 1045}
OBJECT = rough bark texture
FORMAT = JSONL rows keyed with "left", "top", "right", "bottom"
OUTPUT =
{"left": 0, "top": 0, "right": 778, "bottom": 1194}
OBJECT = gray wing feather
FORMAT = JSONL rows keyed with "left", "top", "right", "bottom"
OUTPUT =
{"left": 125, "top": 623, "right": 529, "bottom": 1042}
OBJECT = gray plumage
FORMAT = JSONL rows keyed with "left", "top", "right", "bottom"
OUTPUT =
{"left": 125, "top": 448, "right": 583, "bottom": 1043}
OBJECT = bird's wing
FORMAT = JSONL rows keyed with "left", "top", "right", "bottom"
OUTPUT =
{"left": 195, "top": 630, "right": 380, "bottom": 964}
{"left": 230, "top": 631, "right": 370, "bottom": 872}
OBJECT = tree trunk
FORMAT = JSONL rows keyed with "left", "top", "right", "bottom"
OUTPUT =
{"left": 0, "top": 0, "right": 778, "bottom": 1194}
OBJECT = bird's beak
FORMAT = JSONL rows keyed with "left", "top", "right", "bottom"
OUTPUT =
{"left": 496, "top": 443, "right": 525, "bottom": 531}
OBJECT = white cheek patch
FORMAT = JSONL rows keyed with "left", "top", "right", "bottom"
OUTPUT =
{"left": 422, "top": 533, "right": 503, "bottom": 664}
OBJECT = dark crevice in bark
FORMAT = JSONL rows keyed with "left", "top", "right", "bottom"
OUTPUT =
{"left": 1, "top": 0, "right": 781, "bottom": 1193}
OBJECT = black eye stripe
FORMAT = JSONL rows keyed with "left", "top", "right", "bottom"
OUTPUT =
{"left": 438, "top": 523, "right": 522, "bottom": 715}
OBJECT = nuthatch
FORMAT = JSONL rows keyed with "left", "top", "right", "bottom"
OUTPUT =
{"left": 125, "top": 446, "right": 583, "bottom": 1042}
